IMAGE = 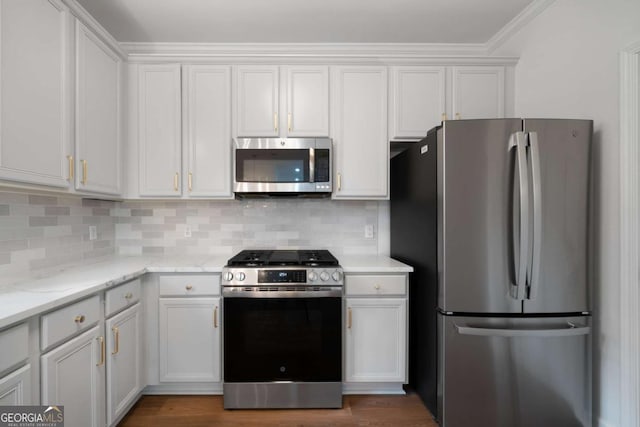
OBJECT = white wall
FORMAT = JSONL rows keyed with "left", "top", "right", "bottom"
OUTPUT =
{"left": 493, "top": 2, "right": 640, "bottom": 426}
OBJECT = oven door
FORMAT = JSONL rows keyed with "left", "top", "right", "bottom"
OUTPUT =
{"left": 223, "top": 296, "right": 342, "bottom": 382}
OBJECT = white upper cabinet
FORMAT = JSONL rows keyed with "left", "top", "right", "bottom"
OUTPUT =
{"left": 235, "top": 66, "right": 279, "bottom": 137}
{"left": 389, "top": 66, "right": 446, "bottom": 140}
{"left": 138, "top": 64, "right": 182, "bottom": 197}
{"left": 331, "top": 66, "right": 388, "bottom": 199}
{"left": 451, "top": 66, "right": 505, "bottom": 120}
{"left": 235, "top": 65, "right": 329, "bottom": 138}
{"left": 0, "top": 0, "right": 72, "bottom": 188}
{"left": 183, "top": 65, "right": 232, "bottom": 198}
{"left": 285, "top": 66, "right": 329, "bottom": 137}
{"left": 75, "top": 22, "right": 122, "bottom": 196}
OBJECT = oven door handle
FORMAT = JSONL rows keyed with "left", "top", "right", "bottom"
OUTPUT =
{"left": 222, "top": 288, "right": 343, "bottom": 298}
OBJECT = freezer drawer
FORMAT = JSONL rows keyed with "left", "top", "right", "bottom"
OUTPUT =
{"left": 438, "top": 314, "right": 591, "bottom": 427}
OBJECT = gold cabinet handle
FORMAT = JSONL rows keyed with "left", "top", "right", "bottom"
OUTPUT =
{"left": 441, "top": 113, "right": 447, "bottom": 121}
{"left": 124, "top": 292, "right": 133, "bottom": 300}
{"left": 74, "top": 315, "right": 85, "bottom": 323}
{"left": 111, "top": 327, "right": 119, "bottom": 355}
{"left": 337, "top": 173, "right": 342, "bottom": 191}
{"left": 97, "top": 336, "right": 105, "bottom": 367}
{"left": 374, "top": 284, "right": 381, "bottom": 290}
{"left": 81, "top": 160, "right": 87, "bottom": 185}
{"left": 274, "top": 112, "right": 278, "bottom": 132}
{"left": 455, "top": 113, "right": 461, "bottom": 120}
{"left": 214, "top": 305, "right": 218, "bottom": 328}
{"left": 288, "top": 113, "right": 292, "bottom": 132}
{"left": 347, "top": 307, "right": 352, "bottom": 329}
{"left": 185, "top": 285, "right": 193, "bottom": 291}
{"left": 188, "top": 172, "right": 193, "bottom": 192}
{"left": 174, "top": 172, "right": 179, "bottom": 191}
{"left": 67, "top": 155, "right": 74, "bottom": 181}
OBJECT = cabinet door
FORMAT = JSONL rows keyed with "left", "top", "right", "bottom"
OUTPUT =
{"left": 138, "top": 64, "right": 182, "bottom": 196}
{"left": 183, "top": 65, "right": 232, "bottom": 198}
{"left": 390, "top": 66, "right": 445, "bottom": 139}
{"left": 0, "top": 0, "right": 71, "bottom": 187}
{"left": 452, "top": 66, "right": 505, "bottom": 120}
{"left": 235, "top": 66, "right": 279, "bottom": 137}
{"left": 106, "top": 303, "right": 141, "bottom": 426}
{"left": 0, "top": 365, "right": 31, "bottom": 405}
{"left": 41, "top": 325, "right": 105, "bottom": 427}
{"left": 76, "top": 22, "right": 121, "bottom": 195}
{"left": 345, "top": 298, "right": 407, "bottom": 382}
{"left": 286, "top": 66, "right": 329, "bottom": 137}
{"left": 159, "top": 298, "right": 221, "bottom": 382}
{"left": 332, "top": 67, "right": 388, "bottom": 199}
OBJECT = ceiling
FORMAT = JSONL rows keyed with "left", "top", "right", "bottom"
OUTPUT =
{"left": 74, "top": 0, "right": 536, "bottom": 44}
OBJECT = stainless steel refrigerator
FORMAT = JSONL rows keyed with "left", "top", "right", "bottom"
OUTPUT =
{"left": 390, "top": 119, "right": 592, "bottom": 427}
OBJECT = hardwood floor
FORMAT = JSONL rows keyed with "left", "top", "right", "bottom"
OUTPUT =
{"left": 117, "top": 393, "right": 438, "bottom": 427}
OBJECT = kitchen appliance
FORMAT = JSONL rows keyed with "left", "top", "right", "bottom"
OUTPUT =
{"left": 233, "top": 138, "right": 332, "bottom": 197}
{"left": 221, "top": 249, "right": 343, "bottom": 409}
{"left": 390, "top": 119, "right": 592, "bottom": 427}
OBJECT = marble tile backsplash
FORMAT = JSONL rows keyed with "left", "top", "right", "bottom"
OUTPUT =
{"left": 116, "top": 199, "right": 382, "bottom": 257}
{"left": 0, "top": 190, "right": 385, "bottom": 281}
{"left": 0, "top": 191, "right": 117, "bottom": 281}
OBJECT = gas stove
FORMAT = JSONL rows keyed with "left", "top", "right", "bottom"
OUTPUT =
{"left": 222, "top": 249, "right": 343, "bottom": 289}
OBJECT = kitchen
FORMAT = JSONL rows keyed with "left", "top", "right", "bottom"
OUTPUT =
{"left": 0, "top": 1, "right": 639, "bottom": 427}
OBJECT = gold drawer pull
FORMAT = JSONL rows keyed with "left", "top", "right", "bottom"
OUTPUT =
{"left": 214, "top": 306, "right": 218, "bottom": 328}
{"left": 112, "top": 327, "right": 119, "bottom": 355}
{"left": 186, "top": 285, "right": 193, "bottom": 290}
{"left": 455, "top": 112, "right": 461, "bottom": 120}
{"left": 74, "top": 315, "right": 85, "bottom": 323}
{"left": 347, "top": 307, "right": 352, "bottom": 329}
{"left": 374, "top": 284, "right": 381, "bottom": 290}
{"left": 97, "top": 336, "right": 105, "bottom": 367}
{"left": 124, "top": 292, "right": 133, "bottom": 300}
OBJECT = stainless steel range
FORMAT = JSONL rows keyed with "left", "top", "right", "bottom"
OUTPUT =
{"left": 221, "top": 250, "right": 343, "bottom": 409}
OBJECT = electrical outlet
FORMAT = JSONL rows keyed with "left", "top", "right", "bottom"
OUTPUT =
{"left": 184, "top": 225, "right": 192, "bottom": 238}
{"left": 364, "top": 224, "right": 374, "bottom": 239}
{"left": 89, "top": 226, "right": 97, "bottom": 241}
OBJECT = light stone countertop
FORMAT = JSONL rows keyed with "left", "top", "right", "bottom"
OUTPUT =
{"left": 0, "top": 254, "right": 412, "bottom": 330}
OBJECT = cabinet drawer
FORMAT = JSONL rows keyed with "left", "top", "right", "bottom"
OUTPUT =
{"left": 159, "top": 274, "right": 220, "bottom": 296}
{"left": 346, "top": 275, "right": 407, "bottom": 296}
{"left": 0, "top": 323, "right": 28, "bottom": 373}
{"left": 105, "top": 279, "right": 141, "bottom": 317}
{"left": 41, "top": 295, "right": 101, "bottom": 350}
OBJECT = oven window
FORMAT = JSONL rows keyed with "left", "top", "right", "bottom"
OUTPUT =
{"left": 236, "top": 149, "right": 310, "bottom": 183}
{"left": 224, "top": 297, "right": 341, "bottom": 382}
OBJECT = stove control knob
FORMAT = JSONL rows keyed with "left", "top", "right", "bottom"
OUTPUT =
{"left": 331, "top": 271, "right": 342, "bottom": 282}
{"left": 320, "top": 271, "right": 330, "bottom": 281}
{"left": 308, "top": 271, "right": 318, "bottom": 281}
{"left": 223, "top": 272, "right": 234, "bottom": 282}
{"left": 236, "top": 272, "right": 246, "bottom": 281}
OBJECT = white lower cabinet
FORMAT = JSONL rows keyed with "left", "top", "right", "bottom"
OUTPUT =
{"left": 158, "top": 297, "right": 221, "bottom": 382}
{"left": 0, "top": 365, "right": 31, "bottom": 405}
{"left": 345, "top": 297, "right": 407, "bottom": 383}
{"left": 41, "top": 325, "right": 105, "bottom": 427}
{"left": 106, "top": 303, "right": 142, "bottom": 426}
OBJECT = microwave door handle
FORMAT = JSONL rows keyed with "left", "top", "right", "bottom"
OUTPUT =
{"left": 309, "top": 148, "right": 315, "bottom": 183}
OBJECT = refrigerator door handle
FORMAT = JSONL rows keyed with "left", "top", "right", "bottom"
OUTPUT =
{"left": 527, "top": 131, "right": 542, "bottom": 300}
{"left": 454, "top": 323, "right": 590, "bottom": 338}
{"left": 508, "top": 132, "right": 529, "bottom": 300}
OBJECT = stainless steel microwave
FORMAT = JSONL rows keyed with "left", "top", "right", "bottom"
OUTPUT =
{"left": 233, "top": 138, "right": 332, "bottom": 197}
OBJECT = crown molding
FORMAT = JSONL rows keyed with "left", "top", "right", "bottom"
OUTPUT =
{"left": 62, "top": 0, "right": 127, "bottom": 60}
{"left": 121, "top": 42, "right": 520, "bottom": 64}
{"left": 485, "top": 0, "right": 556, "bottom": 54}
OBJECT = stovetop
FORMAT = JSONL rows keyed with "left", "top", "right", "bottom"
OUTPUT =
{"left": 227, "top": 250, "right": 339, "bottom": 267}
